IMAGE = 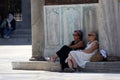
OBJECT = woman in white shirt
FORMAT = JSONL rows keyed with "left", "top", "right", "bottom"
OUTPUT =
{"left": 65, "top": 31, "right": 99, "bottom": 72}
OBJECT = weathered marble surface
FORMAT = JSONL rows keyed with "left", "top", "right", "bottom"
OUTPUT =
{"left": 98, "top": 0, "right": 120, "bottom": 57}
{"left": 31, "top": 0, "right": 45, "bottom": 58}
{"left": 44, "top": 4, "right": 98, "bottom": 57}
{"left": 83, "top": 5, "right": 98, "bottom": 42}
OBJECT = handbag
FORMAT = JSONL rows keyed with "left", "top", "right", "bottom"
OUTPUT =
{"left": 90, "top": 51, "right": 104, "bottom": 62}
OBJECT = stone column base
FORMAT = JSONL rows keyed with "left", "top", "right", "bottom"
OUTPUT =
{"left": 29, "top": 56, "right": 46, "bottom": 61}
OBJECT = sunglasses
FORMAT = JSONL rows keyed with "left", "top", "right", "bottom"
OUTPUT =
{"left": 73, "top": 34, "right": 79, "bottom": 36}
{"left": 88, "top": 34, "right": 96, "bottom": 36}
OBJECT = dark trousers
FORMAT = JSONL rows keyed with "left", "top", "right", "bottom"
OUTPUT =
{"left": 4, "top": 28, "right": 13, "bottom": 36}
{"left": 56, "top": 45, "right": 72, "bottom": 70}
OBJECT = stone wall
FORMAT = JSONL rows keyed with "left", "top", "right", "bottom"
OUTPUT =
{"left": 31, "top": 0, "right": 120, "bottom": 60}
{"left": 45, "top": 0, "right": 98, "bottom": 5}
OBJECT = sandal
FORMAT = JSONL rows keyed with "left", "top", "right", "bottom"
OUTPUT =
{"left": 51, "top": 54, "right": 58, "bottom": 62}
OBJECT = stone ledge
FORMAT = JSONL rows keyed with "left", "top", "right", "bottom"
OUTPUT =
{"left": 12, "top": 61, "right": 61, "bottom": 72}
{"left": 83, "top": 61, "right": 120, "bottom": 73}
{"left": 12, "top": 61, "right": 120, "bottom": 73}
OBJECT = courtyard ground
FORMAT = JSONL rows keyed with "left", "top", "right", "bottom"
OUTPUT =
{"left": 0, "top": 45, "right": 120, "bottom": 80}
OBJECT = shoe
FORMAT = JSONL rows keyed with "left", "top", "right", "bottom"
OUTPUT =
{"left": 64, "top": 68, "right": 75, "bottom": 72}
{"left": 44, "top": 57, "right": 51, "bottom": 61}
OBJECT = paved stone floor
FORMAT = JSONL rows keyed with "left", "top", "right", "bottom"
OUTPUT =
{"left": 0, "top": 45, "right": 120, "bottom": 80}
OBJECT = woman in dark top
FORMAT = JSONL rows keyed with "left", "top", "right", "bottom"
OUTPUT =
{"left": 51, "top": 30, "right": 85, "bottom": 71}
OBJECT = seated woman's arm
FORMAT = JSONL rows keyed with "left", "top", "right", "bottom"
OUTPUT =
{"left": 83, "top": 42, "right": 99, "bottom": 53}
{"left": 69, "top": 41, "right": 84, "bottom": 50}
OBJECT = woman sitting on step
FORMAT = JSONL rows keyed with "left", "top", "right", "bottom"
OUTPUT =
{"left": 65, "top": 31, "right": 99, "bottom": 72}
{"left": 4, "top": 12, "right": 16, "bottom": 39}
{"left": 51, "top": 30, "right": 85, "bottom": 71}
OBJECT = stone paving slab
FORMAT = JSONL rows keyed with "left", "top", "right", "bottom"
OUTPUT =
{"left": 0, "top": 72, "right": 120, "bottom": 80}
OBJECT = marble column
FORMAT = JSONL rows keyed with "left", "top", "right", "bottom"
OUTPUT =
{"left": 22, "top": 0, "right": 31, "bottom": 27}
{"left": 30, "top": 0, "right": 45, "bottom": 61}
{"left": 98, "top": 0, "right": 120, "bottom": 57}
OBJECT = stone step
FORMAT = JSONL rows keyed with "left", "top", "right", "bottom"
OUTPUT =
{"left": 15, "top": 29, "right": 31, "bottom": 32}
{"left": 12, "top": 61, "right": 61, "bottom": 72}
{"left": 10, "top": 34, "right": 31, "bottom": 38}
{"left": 12, "top": 61, "right": 120, "bottom": 73}
{"left": 14, "top": 30, "right": 31, "bottom": 34}
{"left": 0, "top": 25, "right": 32, "bottom": 45}
{"left": 10, "top": 29, "right": 32, "bottom": 38}
{"left": 2, "top": 29, "right": 31, "bottom": 35}
{"left": 16, "top": 27, "right": 31, "bottom": 29}
{"left": 0, "top": 33, "right": 32, "bottom": 45}
{"left": 10, "top": 33, "right": 32, "bottom": 38}
{"left": 0, "top": 34, "right": 31, "bottom": 38}
{"left": 82, "top": 62, "right": 120, "bottom": 73}
{"left": 0, "top": 38, "right": 32, "bottom": 45}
